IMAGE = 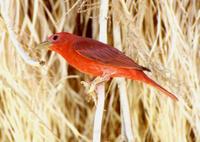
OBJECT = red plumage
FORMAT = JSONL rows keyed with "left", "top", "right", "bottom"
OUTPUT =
{"left": 46, "top": 32, "right": 178, "bottom": 100}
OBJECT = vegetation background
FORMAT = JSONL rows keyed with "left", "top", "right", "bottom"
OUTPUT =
{"left": 0, "top": 0, "right": 199, "bottom": 141}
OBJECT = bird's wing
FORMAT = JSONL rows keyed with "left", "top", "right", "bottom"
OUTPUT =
{"left": 73, "top": 38, "right": 150, "bottom": 71}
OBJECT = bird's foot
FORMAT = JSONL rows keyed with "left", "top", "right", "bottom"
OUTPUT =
{"left": 81, "top": 81, "right": 98, "bottom": 105}
{"left": 81, "top": 75, "right": 110, "bottom": 105}
{"left": 81, "top": 80, "right": 97, "bottom": 94}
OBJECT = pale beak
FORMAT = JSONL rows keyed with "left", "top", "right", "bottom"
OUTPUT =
{"left": 35, "top": 41, "right": 52, "bottom": 50}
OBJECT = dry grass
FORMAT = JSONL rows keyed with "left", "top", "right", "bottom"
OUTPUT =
{"left": 0, "top": 0, "right": 200, "bottom": 141}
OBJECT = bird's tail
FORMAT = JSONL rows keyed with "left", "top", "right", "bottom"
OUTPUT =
{"left": 129, "top": 71, "right": 178, "bottom": 100}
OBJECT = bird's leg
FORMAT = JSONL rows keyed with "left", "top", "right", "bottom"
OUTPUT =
{"left": 82, "top": 74, "right": 110, "bottom": 93}
{"left": 81, "top": 74, "right": 110, "bottom": 105}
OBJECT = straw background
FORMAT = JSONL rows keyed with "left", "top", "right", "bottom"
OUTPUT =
{"left": 0, "top": 0, "right": 199, "bottom": 141}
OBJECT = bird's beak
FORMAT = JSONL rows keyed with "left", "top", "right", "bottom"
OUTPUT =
{"left": 35, "top": 41, "right": 52, "bottom": 50}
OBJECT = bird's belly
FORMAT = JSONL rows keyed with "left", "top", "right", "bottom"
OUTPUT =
{"left": 64, "top": 51, "right": 129, "bottom": 77}
{"left": 69, "top": 57, "right": 121, "bottom": 76}
{"left": 67, "top": 56, "right": 102, "bottom": 76}
{"left": 75, "top": 62, "right": 119, "bottom": 76}
{"left": 74, "top": 61, "right": 104, "bottom": 76}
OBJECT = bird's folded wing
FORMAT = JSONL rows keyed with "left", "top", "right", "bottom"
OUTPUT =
{"left": 73, "top": 38, "right": 150, "bottom": 72}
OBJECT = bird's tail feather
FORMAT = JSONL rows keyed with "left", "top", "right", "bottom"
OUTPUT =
{"left": 130, "top": 72, "right": 178, "bottom": 100}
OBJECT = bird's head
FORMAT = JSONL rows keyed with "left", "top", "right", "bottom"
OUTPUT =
{"left": 35, "top": 32, "right": 72, "bottom": 51}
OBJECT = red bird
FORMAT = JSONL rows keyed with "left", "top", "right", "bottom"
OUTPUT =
{"left": 37, "top": 32, "right": 178, "bottom": 100}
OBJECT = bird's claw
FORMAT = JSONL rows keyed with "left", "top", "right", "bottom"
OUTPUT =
{"left": 81, "top": 81, "right": 98, "bottom": 93}
{"left": 81, "top": 75, "right": 110, "bottom": 105}
{"left": 81, "top": 81, "right": 97, "bottom": 105}
{"left": 80, "top": 81, "right": 90, "bottom": 89}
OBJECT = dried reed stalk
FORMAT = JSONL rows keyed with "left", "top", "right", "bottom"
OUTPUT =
{"left": 112, "top": 2, "right": 134, "bottom": 140}
{"left": 0, "top": 0, "right": 199, "bottom": 142}
{"left": 92, "top": 0, "right": 109, "bottom": 141}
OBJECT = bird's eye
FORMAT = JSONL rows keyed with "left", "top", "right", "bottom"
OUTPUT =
{"left": 52, "top": 35, "right": 59, "bottom": 41}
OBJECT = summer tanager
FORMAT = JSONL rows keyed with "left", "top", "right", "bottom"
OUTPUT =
{"left": 37, "top": 32, "right": 178, "bottom": 100}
